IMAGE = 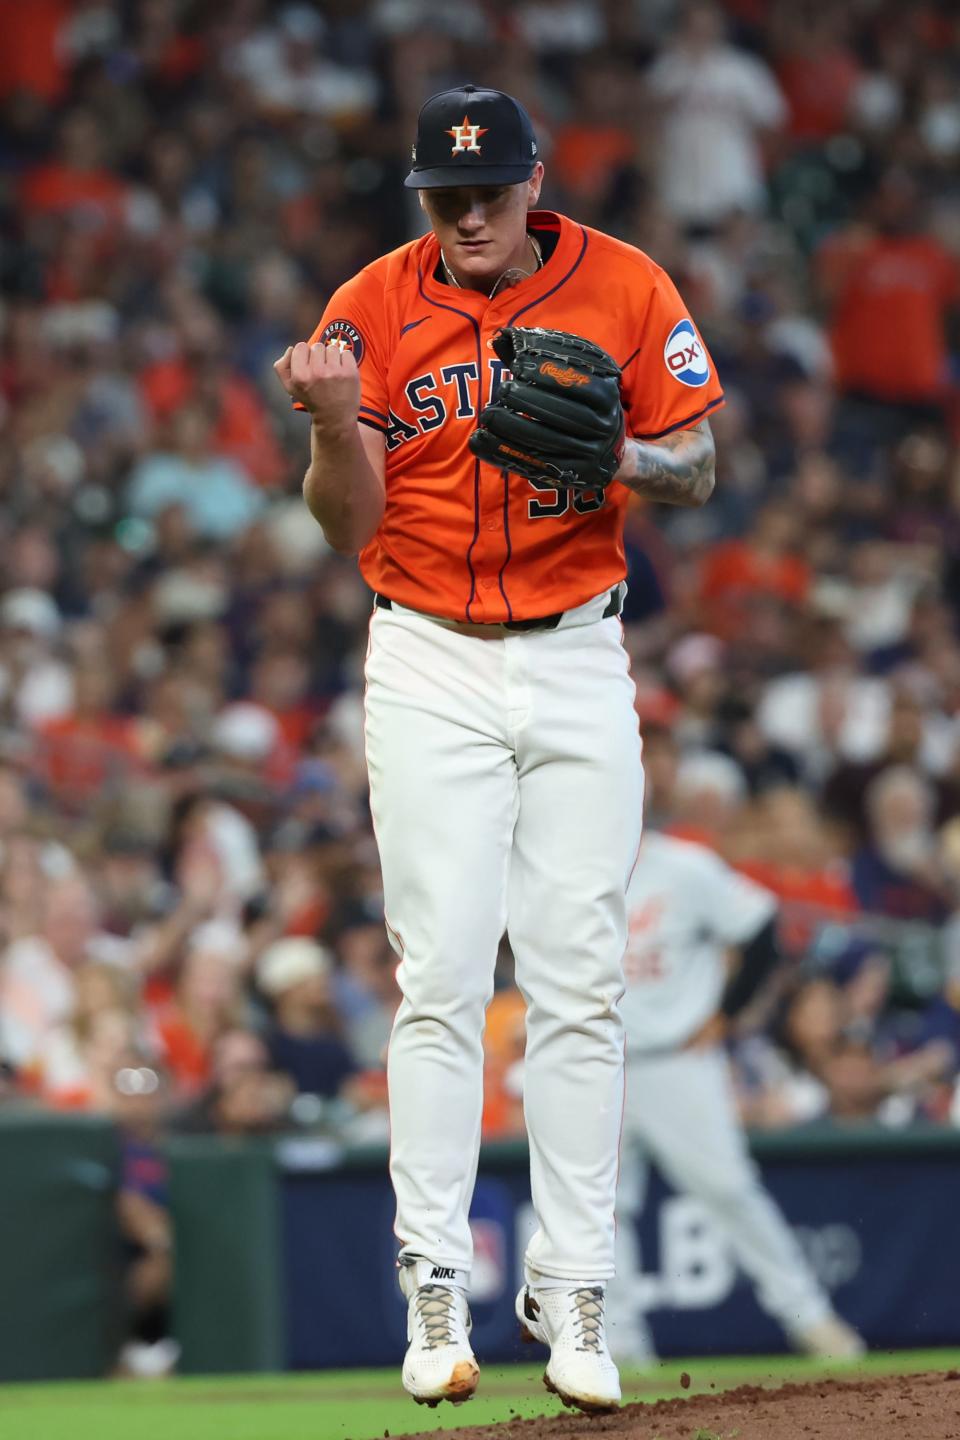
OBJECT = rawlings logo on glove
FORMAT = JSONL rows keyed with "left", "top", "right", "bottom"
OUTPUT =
{"left": 469, "top": 327, "right": 625, "bottom": 493}
{"left": 538, "top": 361, "right": 591, "bottom": 388}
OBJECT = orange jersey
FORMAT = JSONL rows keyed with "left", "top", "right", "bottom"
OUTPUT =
{"left": 306, "top": 210, "right": 724, "bottom": 622}
{"left": 818, "top": 231, "right": 959, "bottom": 403}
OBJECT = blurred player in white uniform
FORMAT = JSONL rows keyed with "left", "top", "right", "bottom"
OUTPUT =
{"left": 608, "top": 829, "right": 865, "bottom": 1363}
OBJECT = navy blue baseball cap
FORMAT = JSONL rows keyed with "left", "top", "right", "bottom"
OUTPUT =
{"left": 404, "top": 84, "right": 539, "bottom": 189}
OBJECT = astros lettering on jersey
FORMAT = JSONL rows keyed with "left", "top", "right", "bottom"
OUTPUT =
{"left": 304, "top": 212, "right": 725, "bottom": 622}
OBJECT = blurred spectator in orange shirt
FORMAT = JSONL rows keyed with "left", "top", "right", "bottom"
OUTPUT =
{"left": 817, "top": 169, "right": 959, "bottom": 411}
{"left": 551, "top": 57, "right": 637, "bottom": 220}
{"left": 737, "top": 787, "right": 859, "bottom": 945}
{"left": 38, "top": 650, "right": 144, "bottom": 810}
{"left": 20, "top": 107, "right": 129, "bottom": 227}
{"left": 698, "top": 499, "right": 811, "bottom": 639}
{"left": 773, "top": 11, "right": 862, "bottom": 144}
{"left": 0, "top": 0, "right": 72, "bottom": 103}
{"left": 153, "top": 920, "right": 246, "bottom": 1097}
{"left": 138, "top": 299, "right": 286, "bottom": 488}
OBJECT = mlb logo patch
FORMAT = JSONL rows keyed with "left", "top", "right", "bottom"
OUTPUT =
{"left": 663, "top": 318, "right": 709, "bottom": 388}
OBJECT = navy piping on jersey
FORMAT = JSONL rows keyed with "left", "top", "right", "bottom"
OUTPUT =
{"left": 416, "top": 265, "right": 484, "bottom": 620}
{"left": 496, "top": 468, "right": 514, "bottom": 622}
{"left": 505, "top": 224, "right": 589, "bottom": 328}
{"left": 634, "top": 393, "right": 725, "bottom": 441}
{"left": 359, "top": 404, "right": 389, "bottom": 425}
{"left": 400, "top": 318, "right": 429, "bottom": 336}
{"left": 358, "top": 415, "right": 388, "bottom": 434}
{"left": 619, "top": 343, "right": 642, "bottom": 371}
{"left": 464, "top": 458, "right": 483, "bottom": 621}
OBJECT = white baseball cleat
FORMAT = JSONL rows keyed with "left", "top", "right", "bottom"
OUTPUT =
{"left": 516, "top": 1284, "right": 621, "bottom": 1414}
{"left": 399, "top": 1273, "right": 480, "bottom": 1408}
{"left": 791, "top": 1314, "right": 866, "bottom": 1361}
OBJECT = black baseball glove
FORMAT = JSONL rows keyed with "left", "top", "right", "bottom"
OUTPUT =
{"left": 468, "top": 327, "right": 625, "bottom": 492}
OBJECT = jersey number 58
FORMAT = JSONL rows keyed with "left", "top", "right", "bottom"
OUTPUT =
{"left": 527, "top": 479, "right": 604, "bottom": 519}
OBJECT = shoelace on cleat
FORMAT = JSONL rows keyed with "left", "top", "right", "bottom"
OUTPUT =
{"left": 569, "top": 1287, "right": 605, "bottom": 1353}
{"left": 414, "top": 1286, "right": 460, "bottom": 1351}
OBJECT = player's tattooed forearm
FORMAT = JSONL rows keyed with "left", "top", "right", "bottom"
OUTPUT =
{"left": 617, "top": 420, "right": 716, "bottom": 506}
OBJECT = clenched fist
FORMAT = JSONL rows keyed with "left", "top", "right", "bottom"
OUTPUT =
{"left": 274, "top": 340, "right": 361, "bottom": 432}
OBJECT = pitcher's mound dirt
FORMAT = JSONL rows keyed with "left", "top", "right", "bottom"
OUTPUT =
{"left": 407, "top": 1369, "right": 960, "bottom": 1439}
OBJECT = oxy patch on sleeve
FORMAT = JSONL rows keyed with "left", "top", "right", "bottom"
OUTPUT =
{"left": 663, "top": 318, "right": 710, "bottom": 388}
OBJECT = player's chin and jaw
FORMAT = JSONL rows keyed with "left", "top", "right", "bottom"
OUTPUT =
{"left": 419, "top": 163, "right": 544, "bottom": 289}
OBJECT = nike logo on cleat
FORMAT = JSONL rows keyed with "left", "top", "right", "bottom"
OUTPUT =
{"left": 431, "top": 1266, "right": 457, "bottom": 1280}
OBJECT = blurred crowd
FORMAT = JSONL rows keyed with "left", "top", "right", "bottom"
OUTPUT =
{"left": 2, "top": 0, "right": 960, "bottom": 1195}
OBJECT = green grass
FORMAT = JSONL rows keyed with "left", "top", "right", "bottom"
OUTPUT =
{"left": 1, "top": 1351, "right": 957, "bottom": 1440}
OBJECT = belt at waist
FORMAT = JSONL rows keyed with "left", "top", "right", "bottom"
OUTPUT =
{"left": 373, "top": 586, "right": 623, "bottom": 633}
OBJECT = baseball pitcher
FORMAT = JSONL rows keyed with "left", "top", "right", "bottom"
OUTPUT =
{"left": 274, "top": 85, "right": 722, "bottom": 1414}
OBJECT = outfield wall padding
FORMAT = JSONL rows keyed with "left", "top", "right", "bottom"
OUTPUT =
{"left": 168, "top": 1135, "right": 283, "bottom": 1375}
{"left": 0, "top": 1110, "right": 121, "bottom": 1381}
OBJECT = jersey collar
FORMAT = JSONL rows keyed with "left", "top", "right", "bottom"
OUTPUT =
{"left": 419, "top": 211, "right": 582, "bottom": 313}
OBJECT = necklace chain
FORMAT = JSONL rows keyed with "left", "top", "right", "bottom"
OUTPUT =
{"left": 441, "top": 232, "right": 543, "bottom": 296}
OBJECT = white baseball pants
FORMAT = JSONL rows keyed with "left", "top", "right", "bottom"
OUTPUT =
{"left": 610, "top": 1048, "right": 832, "bottom": 1345}
{"left": 364, "top": 591, "right": 643, "bottom": 1284}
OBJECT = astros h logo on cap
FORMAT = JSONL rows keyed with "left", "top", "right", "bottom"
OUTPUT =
{"left": 405, "top": 84, "right": 538, "bottom": 189}
{"left": 447, "top": 116, "right": 489, "bottom": 156}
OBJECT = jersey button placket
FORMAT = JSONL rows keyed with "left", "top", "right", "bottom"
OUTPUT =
{"left": 473, "top": 316, "right": 511, "bottom": 618}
